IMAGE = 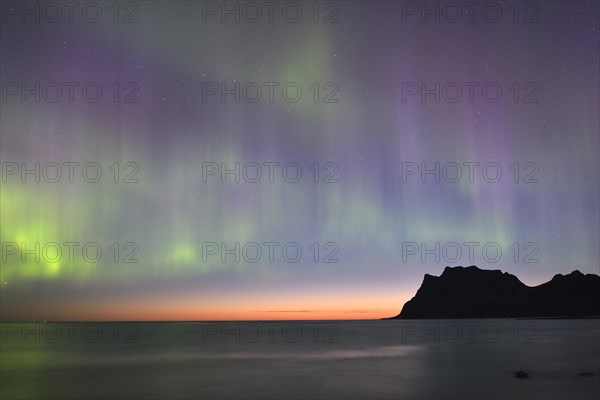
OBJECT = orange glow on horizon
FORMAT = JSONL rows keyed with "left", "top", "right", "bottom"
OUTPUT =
{"left": 2, "top": 292, "right": 411, "bottom": 322}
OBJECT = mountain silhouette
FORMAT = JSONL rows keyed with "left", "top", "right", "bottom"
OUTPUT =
{"left": 393, "top": 266, "right": 600, "bottom": 318}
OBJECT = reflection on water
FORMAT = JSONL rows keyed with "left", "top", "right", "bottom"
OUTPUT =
{"left": 1, "top": 320, "right": 599, "bottom": 399}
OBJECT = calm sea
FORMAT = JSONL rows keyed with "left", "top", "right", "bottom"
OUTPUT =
{"left": 1, "top": 319, "right": 599, "bottom": 399}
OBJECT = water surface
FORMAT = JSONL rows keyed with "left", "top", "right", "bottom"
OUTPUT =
{"left": 1, "top": 320, "right": 598, "bottom": 399}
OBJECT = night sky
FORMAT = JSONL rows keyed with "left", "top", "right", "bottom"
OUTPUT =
{"left": 1, "top": 0, "right": 598, "bottom": 321}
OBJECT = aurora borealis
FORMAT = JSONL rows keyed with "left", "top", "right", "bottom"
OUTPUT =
{"left": 0, "top": 0, "right": 598, "bottom": 321}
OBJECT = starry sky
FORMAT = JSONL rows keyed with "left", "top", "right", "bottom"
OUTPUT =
{"left": 1, "top": 1, "right": 598, "bottom": 321}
